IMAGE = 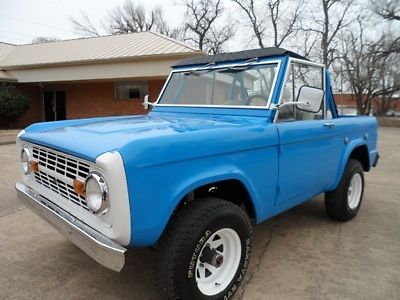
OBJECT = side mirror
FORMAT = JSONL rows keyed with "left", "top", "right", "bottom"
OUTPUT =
{"left": 143, "top": 95, "right": 150, "bottom": 110}
{"left": 296, "top": 86, "right": 324, "bottom": 113}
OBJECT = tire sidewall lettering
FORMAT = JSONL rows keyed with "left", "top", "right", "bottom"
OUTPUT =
{"left": 223, "top": 237, "right": 250, "bottom": 300}
{"left": 187, "top": 220, "right": 251, "bottom": 299}
{"left": 188, "top": 230, "right": 212, "bottom": 278}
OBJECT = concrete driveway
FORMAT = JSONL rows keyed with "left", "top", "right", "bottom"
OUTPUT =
{"left": 1, "top": 127, "right": 399, "bottom": 299}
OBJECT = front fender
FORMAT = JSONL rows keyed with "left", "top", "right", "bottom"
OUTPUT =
{"left": 124, "top": 146, "right": 278, "bottom": 247}
{"left": 128, "top": 163, "right": 263, "bottom": 247}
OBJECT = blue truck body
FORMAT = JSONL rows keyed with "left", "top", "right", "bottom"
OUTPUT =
{"left": 19, "top": 53, "right": 378, "bottom": 247}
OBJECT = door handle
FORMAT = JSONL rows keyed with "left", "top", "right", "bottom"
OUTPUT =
{"left": 323, "top": 122, "right": 335, "bottom": 128}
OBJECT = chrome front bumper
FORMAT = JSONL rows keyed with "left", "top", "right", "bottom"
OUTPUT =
{"left": 15, "top": 182, "right": 126, "bottom": 272}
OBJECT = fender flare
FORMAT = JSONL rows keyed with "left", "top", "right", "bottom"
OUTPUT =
{"left": 172, "top": 170, "right": 260, "bottom": 218}
{"left": 328, "top": 139, "right": 369, "bottom": 191}
{"left": 157, "top": 169, "right": 261, "bottom": 240}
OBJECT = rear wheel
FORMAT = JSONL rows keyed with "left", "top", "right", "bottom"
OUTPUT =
{"left": 155, "top": 197, "right": 252, "bottom": 300}
{"left": 325, "top": 159, "right": 364, "bottom": 221}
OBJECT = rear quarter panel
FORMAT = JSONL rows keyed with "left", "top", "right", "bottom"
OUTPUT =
{"left": 328, "top": 116, "right": 378, "bottom": 191}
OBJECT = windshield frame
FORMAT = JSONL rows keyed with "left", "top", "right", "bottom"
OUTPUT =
{"left": 154, "top": 58, "right": 282, "bottom": 110}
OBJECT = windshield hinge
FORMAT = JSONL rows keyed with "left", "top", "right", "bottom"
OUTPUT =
{"left": 270, "top": 103, "right": 279, "bottom": 110}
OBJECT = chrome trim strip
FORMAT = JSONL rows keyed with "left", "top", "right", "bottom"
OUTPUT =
{"left": 273, "top": 57, "right": 292, "bottom": 122}
{"left": 155, "top": 71, "right": 173, "bottom": 104}
{"left": 15, "top": 182, "right": 126, "bottom": 272}
{"left": 154, "top": 59, "right": 282, "bottom": 110}
{"left": 290, "top": 57, "right": 325, "bottom": 68}
{"left": 151, "top": 103, "right": 271, "bottom": 110}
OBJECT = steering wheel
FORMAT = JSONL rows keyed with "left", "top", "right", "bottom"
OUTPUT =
{"left": 245, "top": 94, "right": 268, "bottom": 106}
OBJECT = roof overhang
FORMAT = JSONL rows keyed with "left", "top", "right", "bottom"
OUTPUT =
{"left": 5, "top": 55, "right": 197, "bottom": 83}
{"left": 0, "top": 70, "right": 17, "bottom": 82}
{"left": 0, "top": 51, "right": 204, "bottom": 70}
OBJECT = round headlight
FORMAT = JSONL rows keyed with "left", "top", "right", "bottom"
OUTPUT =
{"left": 21, "top": 147, "right": 31, "bottom": 175}
{"left": 85, "top": 172, "right": 109, "bottom": 215}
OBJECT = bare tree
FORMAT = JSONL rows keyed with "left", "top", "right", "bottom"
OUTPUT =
{"left": 232, "top": 0, "right": 302, "bottom": 48}
{"left": 71, "top": 11, "right": 101, "bottom": 37}
{"left": 371, "top": 0, "right": 400, "bottom": 55}
{"left": 370, "top": 39, "right": 400, "bottom": 115}
{"left": 302, "top": 0, "right": 354, "bottom": 67}
{"left": 70, "top": 1, "right": 181, "bottom": 39}
{"left": 340, "top": 19, "right": 400, "bottom": 115}
{"left": 182, "top": 0, "right": 235, "bottom": 53}
{"left": 207, "top": 25, "right": 235, "bottom": 54}
{"left": 299, "top": 28, "right": 319, "bottom": 58}
{"left": 376, "top": 65, "right": 400, "bottom": 115}
{"left": 267, "top": 0, "right": 302, "bottom": 47}
{"left": 108, "top": 1, "right": 169, "bottom": 35}
{"left": 373, "top": 0, "right": 400, "bottom": 21}
{"left": 231, "top": 0, "right": 265, "bottom": 48}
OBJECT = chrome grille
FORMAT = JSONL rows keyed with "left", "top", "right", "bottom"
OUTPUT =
{"left": 32, "top": 146, "right": 90, "bottom": 180}
{"left": 31, "top": 145, "right": 91, "bottom": 211}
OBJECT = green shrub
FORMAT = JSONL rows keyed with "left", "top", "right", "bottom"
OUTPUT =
{"left": 0, "top": 83, "right": 31, "bottom": 127}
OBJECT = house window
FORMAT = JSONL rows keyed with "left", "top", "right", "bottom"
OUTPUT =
{"left": 115, "top": 81, "right": 148, "bottom": 100}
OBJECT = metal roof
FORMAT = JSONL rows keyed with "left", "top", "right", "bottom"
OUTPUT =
{"left": 0, "top": 31, "right": 203, "bottom": 69}
{"left": 0, "top": 42, "right": 15, "bottom": 62}
{"left": 173, "top": 47, "right": 307, "bottom": 67}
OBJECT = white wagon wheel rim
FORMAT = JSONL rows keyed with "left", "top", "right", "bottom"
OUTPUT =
{"left": 347, "top": 173, "right": 362, "bottom": 209}
{"left": 195, "top": 228, "right": 242, "bottom": 296}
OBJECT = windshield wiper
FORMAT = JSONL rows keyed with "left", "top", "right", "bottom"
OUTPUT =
{"left": 183, "top": 70, "right": 202, "bottom": 76}
{"left": 183, "top": 70, "right": 211, "bottom": 76}
{"left": 218, "top": 66, "right": 251, "bottom": 73}
{"left": 217, "top": 57, "right": 259, "bottom": 73}
{"left": 183, "top": 61, "right": 217, "bottom": 76}
{"left": 183, "top": 69, "right": 214, "bottom": 76}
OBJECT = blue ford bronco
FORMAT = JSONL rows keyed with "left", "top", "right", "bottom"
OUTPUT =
{"left": 16, "top": 48, "right": 379, "bottom": 300}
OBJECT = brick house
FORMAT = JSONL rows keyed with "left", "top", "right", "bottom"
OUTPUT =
{"left": 334, "top": 93, "right": 400, "bottom": 115}
{"left": 0, "top": 32, "right": 203, "bottom": 127}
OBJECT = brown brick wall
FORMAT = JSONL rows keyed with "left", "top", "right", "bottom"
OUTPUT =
{"left": 65, "top": 79, "right": 165, "bottom": 119}
{"left": 333, "top": 94, "right": 357, "bottom": 107}
{"left": 14, "top": 79, "right": 166, "bottom": 127}
{"left": 334, "top": 94, "right": 400, "bottom": 112}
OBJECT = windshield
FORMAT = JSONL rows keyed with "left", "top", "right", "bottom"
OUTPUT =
{"left": 158, "top": 63, "right": 279, "bottom": 107}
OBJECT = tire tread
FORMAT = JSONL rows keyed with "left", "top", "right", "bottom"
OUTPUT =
{"left": 155, "top": 198, "right": 251, "bottom": 300}
{"left": 325, "top": 159, "right": 364, "bottom": 222}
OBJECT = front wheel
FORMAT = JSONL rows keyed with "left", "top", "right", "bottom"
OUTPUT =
{"left": 325, "top": 159, "right": 365, "bottom": 221}
{"left": 155, "top": 197, "right": 252, "bottom": 300}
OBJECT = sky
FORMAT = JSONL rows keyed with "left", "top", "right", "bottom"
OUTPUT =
{"left": 0, "top": 0, "right": 397, "bottom": 51}
{"left": 0, "top": 0, "right": 187, "bottom": 44}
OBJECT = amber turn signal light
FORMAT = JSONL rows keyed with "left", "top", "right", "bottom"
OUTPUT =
{"left": 73, "top": 179, "right": 85, "bottom": 196}
{"left": 30, "top": 161, "right": 39, "bottom": 172}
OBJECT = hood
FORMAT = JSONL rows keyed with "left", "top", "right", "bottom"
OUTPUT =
{"left": 20, "top": 112, "right": 275, "bottom": 163}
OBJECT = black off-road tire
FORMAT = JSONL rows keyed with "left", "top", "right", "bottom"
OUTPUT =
{"left": 325, "top": 159, "right": 365, "bottom": 222}
{"left": 155, "top": 197, "right": 252, "bottom": 300}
